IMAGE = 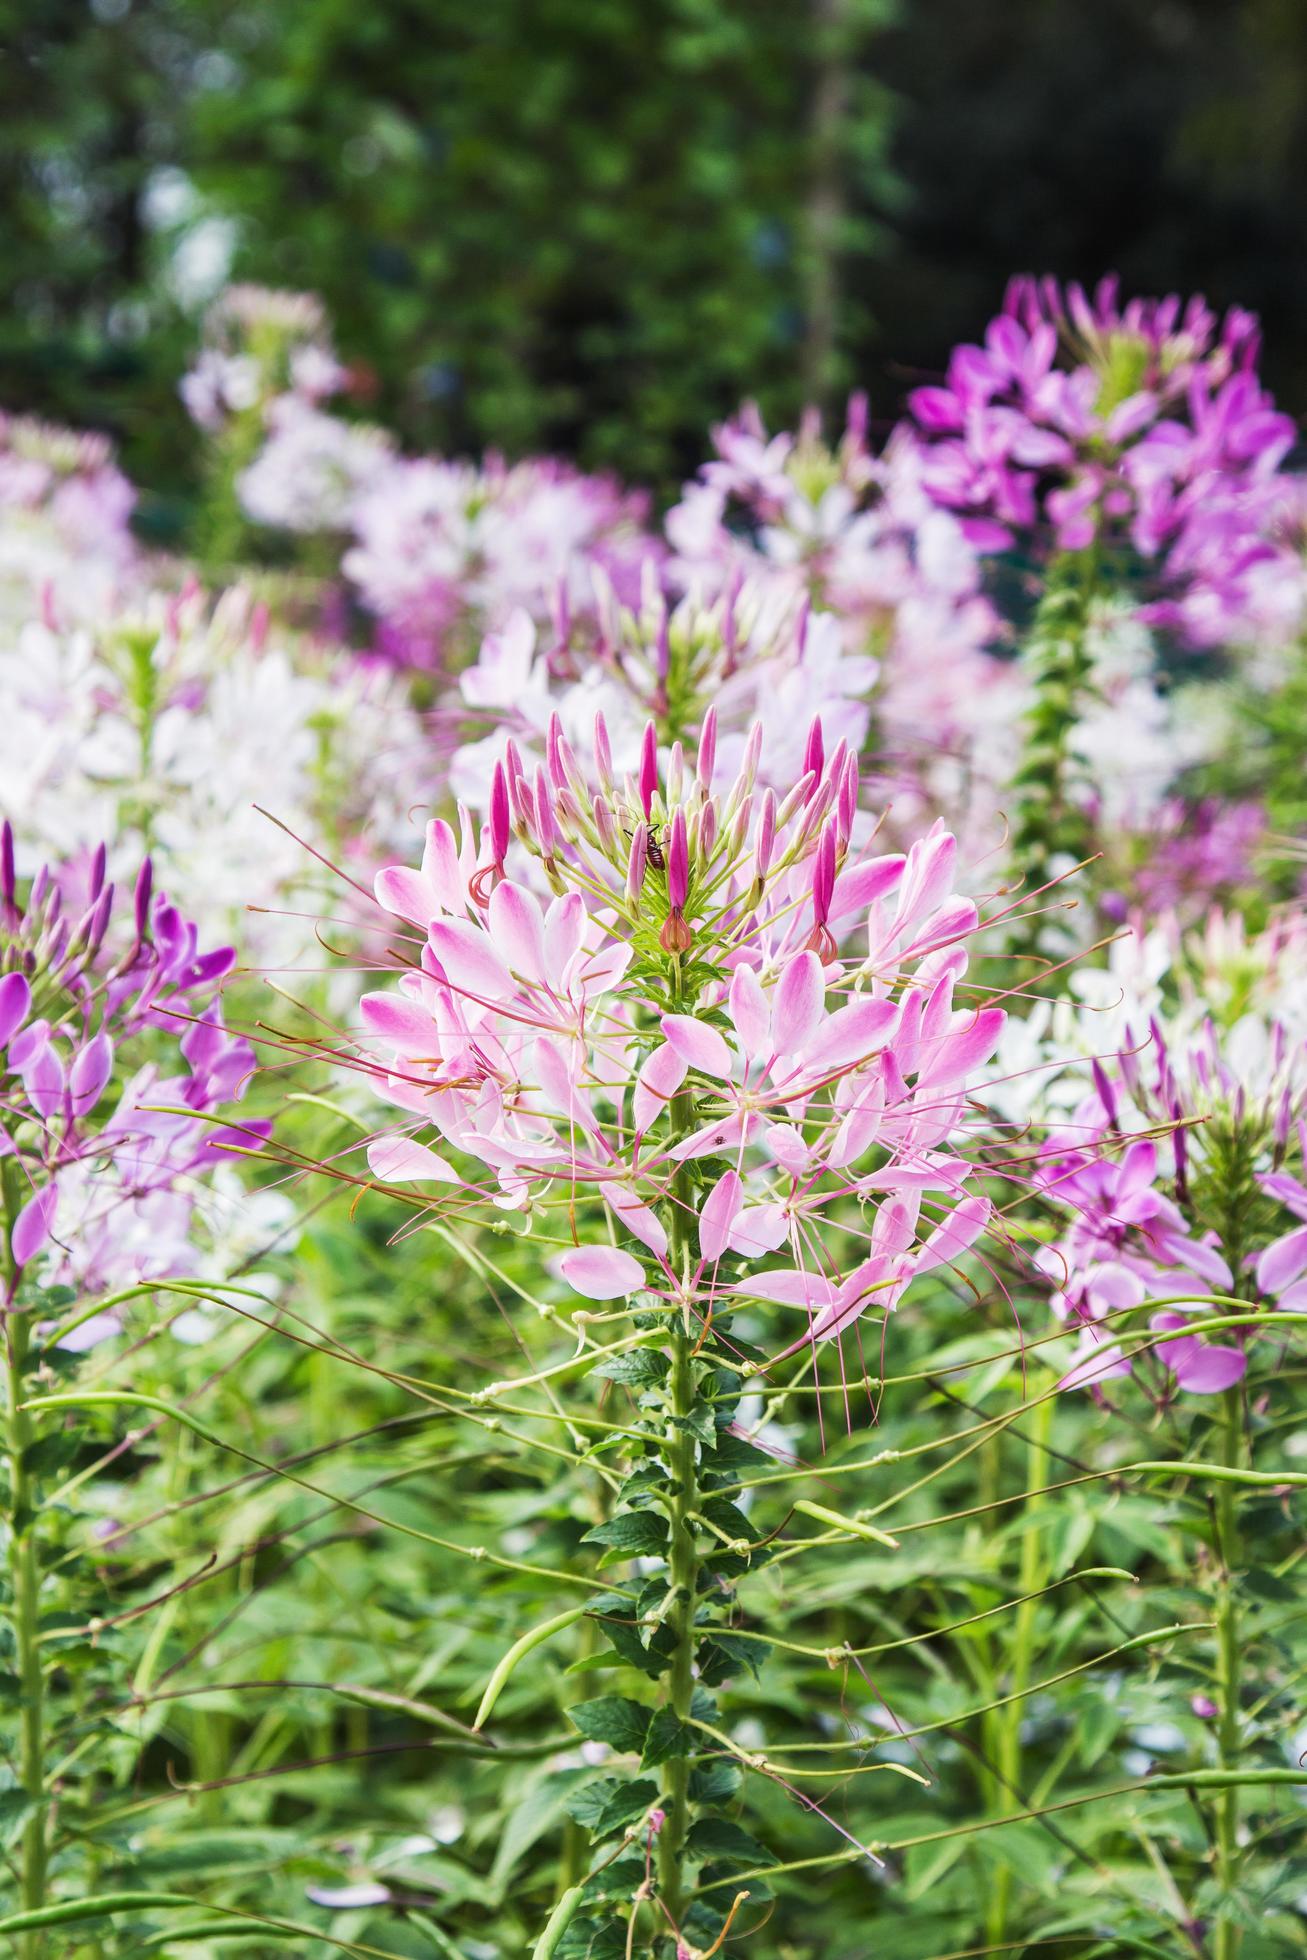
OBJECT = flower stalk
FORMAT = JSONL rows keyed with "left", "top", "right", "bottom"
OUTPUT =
{"left": 3, "top": 1168, "right": 47, "bottom": 1960}
{"left": 1213, "top": 1384, "right": 1244, "bottom": 1960}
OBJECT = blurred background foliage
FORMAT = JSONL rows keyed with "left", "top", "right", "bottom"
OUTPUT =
{"left": 2, "top": 0, "right": 1306, "bottom": 509}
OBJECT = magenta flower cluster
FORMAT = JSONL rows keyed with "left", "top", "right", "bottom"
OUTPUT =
{"left": 909, "top": 275, "right": 1300, "bottom": 647}
{"left": 1, "top": 821, "right": 264, "bottom": 1305}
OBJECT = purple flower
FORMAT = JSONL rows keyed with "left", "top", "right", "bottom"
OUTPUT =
{"left": 908, "top": 274, "right": 1302, "bottom": 648}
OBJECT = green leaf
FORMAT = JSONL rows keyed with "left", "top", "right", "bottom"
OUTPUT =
{"left": 593, "top": 1350, "right": 669, "bottom": 1387}
{"left": 670, "top": 1405, "right": 716, "bottom": 1448}
{"left": 566, "top": 1775, "right": 660, "bottom": 1838}
{"left": 641, "top": 1707, "right": 691, "bottom": 1767}
{"left": 684, "top": 1817, "right": 769, "bottom": 1867}
{"left": 555, "top": 1916, "right": 628, "bottom": 1960}
{"left": 581, "top": 1513, "right": 668, "bottom": 1556}
{"left": 569, "top": 1696, "right": 651, "bottom": 1753}
{"left": 689, "top": 1760, "right": 741, "bottom": 1804}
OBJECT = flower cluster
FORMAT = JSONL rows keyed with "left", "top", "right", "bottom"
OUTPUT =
{"left": 180, "top": 284, "right": 348, "bottom": 434}
{"left": 445, "top": 579, "right": 877, "bottom": 814}
{"left": 1023, "top": 907, "right": 1307, "bottom": 1396}
{"left": 351, "top": 709, "right": 1003, "bottom": 1360}
{"left": 0, "top": 582, "right": 432, "bottom": 966}
{"left": 342, "top": 451, "right": 655, "bottom": 672}
{"left": 909, "top": 275, "right": 1304, "bottom": 648}
{"left": 0, "top": 822, "right": 264, "bottom": 1308}
{"left": 0, "top": 411, "right": 138, "bottom": 626}
{"left": 666, "top": 400, "right": 1013, "bottom": 812}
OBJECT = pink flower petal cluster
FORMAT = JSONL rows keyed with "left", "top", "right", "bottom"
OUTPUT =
{"left": 351, "top": 712, "right": 1003, "bottom": 1360}
{"left": 342, "top": 453, "right": 656, "bottom": 673}
{"left": 1033, "top": 1135, "right": 1243, "bottom": 1394}
{"left": 665, "top": 400, "right": 1010, "bottom": 802}
{"left": 909, "top": 274, "right": 1302, "bottom": 649}
{"left": 0, "top": 822, "right": 265, "bottom": 1305}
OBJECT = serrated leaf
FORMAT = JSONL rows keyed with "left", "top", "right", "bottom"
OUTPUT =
{"left": 556, "top": 1915, "right": 629, "bottom": 1960}
{"left": 690, "top": 1759, "right": 742, "bottom": 1804}
{"left": 581, "top": 1512, "right": 668, "bottom": 1556}
{"left": 641, "top": 1707, "right": 691, "bottom": 1767}
{"left": 566, "top": 1774, "right": 660, "bottom": 1838}
{"left": 685, "top": 1817, "right": 769, "bottom": 1867}
{"left": 593, "top": 1350, "right": 669, "bottom": 1386}
{"left": 570, "top": 1695, "right": 651, "bottom": 1753}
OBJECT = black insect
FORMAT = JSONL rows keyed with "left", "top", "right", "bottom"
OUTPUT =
{"left": 645, "top": 826, "right": 665, "bottom": 871}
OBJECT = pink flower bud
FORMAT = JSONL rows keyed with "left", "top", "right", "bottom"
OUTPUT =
{"left": 697, "top": 705, "right": 718, "bottom": 793}
{"left": 639, "top": 721, "right": 658, "bottom": 819}
{"left": 489, "top": 762, "right": 511, "bottom": 867}
{"left": 592, "top": 712, "right": 613, "bottom": 790}
{"left": 755, "top": 789, "right": 777, "bottom": 880}
{"left": 626, "top": 824, "right": 649, "bottom": 901}
{"left": 802, "top": 715, "right": 824, "bottom": 787}
{"left": 534, "top": 769, "right": 559, "bottom": 858}
{"left": 667, "top": 809, "right": 689, "bottom": 912}
{"left": 133, "top": 857, "right": 154, "bottom": 941}
{"left": 546, "top": 713, "right": 568, "bottom": 790}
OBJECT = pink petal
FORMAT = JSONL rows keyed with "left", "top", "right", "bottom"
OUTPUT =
{"left": 729, "top": 1202, "right": 789, "bottom": 1257}
{"left": 22, "top": 1043, "right": 65, "bottom": 1120}
{"left": 544, "top": 893, "right": 586, "bottom": 976}
{"left": 69, "top": 1033, "right": 113, "bottom": 1116}
{"left": 660, "top": 1014, "right": 732, "bottom": 1079}
{"left": 1257, "top": 1224, "right": 1307, "bottom": 1297}
{"left": 360, "top": 992, "right": 436, "bottom": 1056}
{"left": 421, "top": 819, "right": 469, "bottom": 912}
{"left": 727, "top": 966, "right": 770, "bottom": 1060}
{"left": 735, "top": 1267, "right": 841, "bottom": 1309}
{"left": 367, "top": 1136, "right": 459, "bottom": 1183}
{"left": 917, "top": 1007, "right": 1004, "bottom": 1086}
{"left": 12, "top": 1186, "right": 57, "bottom": 1268}
{"left": 829, "top": 855, "right": 905, "bottom": 922}
{"left": 0, "top": 971, "right": 31, "bottom": 1049}
{"left": 375, "top": 865, "right": 437, "bottom": 926}
{"left": 633, "top": 1042, "right": 688, "bottom": 1132}
{"left": 489, "top": 882, "right": 547, "bottom": 985}
{"left": 801, "top": 996, "right": 896, "bottom": 1074}
{"left": 699, "top": 1170, "right": 743, "bottom": 1264}
{"left": 1171, "top": 1343, "right": 1246, "bottom": 1395}
{"left": 1059, "top": 1335, "right": 1131, "bottom": 1391}
{"left": 428, "top": 919, "right": 516, "bottom": 1002}
{"left": 772, "top": 953, "right": 824, "bottom": 1058}
{"left": 558, "top": 1245, "right": 646, "bottom": 1299}
{"left": 605, "top": 1191, "right": 668, "bottom": 1259}
{"left": 917, "top": 1194, "right": 991, "bottom": 1273}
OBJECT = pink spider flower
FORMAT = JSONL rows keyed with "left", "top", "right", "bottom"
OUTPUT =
{"left": 353, "top": 711, "right": 1004, "bottom": 1361}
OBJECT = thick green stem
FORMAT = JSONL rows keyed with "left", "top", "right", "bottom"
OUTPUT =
{"left": 654, "top": 1045, "right": 704, "bottom": 1936}
{"left": 657, "top": 1315, "right": 700, "bottom": 1932}
{"left": 5, "top": 1310, "right": 47, "bottom": 1959}
{"left": 986, "top": 1392, "right": 1052, "bottom": 1945}
{"left": 1009, "top": 550, "right": 1099, "bottom": 944}
{"left": 1213, "top": 1385, "right": 1243, "bottom": 1960}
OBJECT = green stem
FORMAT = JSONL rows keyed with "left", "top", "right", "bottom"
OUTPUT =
{"left": 987, "top": 1392, "right": 1052, "bottom": 1946}
{"left": 1213, "top": 1385, "right": 1243, "bottom": 1960}
{"left": 657, "top": 1314, "right": 700, "bottom": 1932}
{"left": 655, "top": 1053, "right": 703, "bottom": 1942}
{"left": 1009, "top": 549, "right": 1099, "bottom": 943}
{"left": 2, "top": 1160, "right": 47, "bottom": 1959}
{"left": 6, "top": 1308, "right": 47, "bottom": 1957}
